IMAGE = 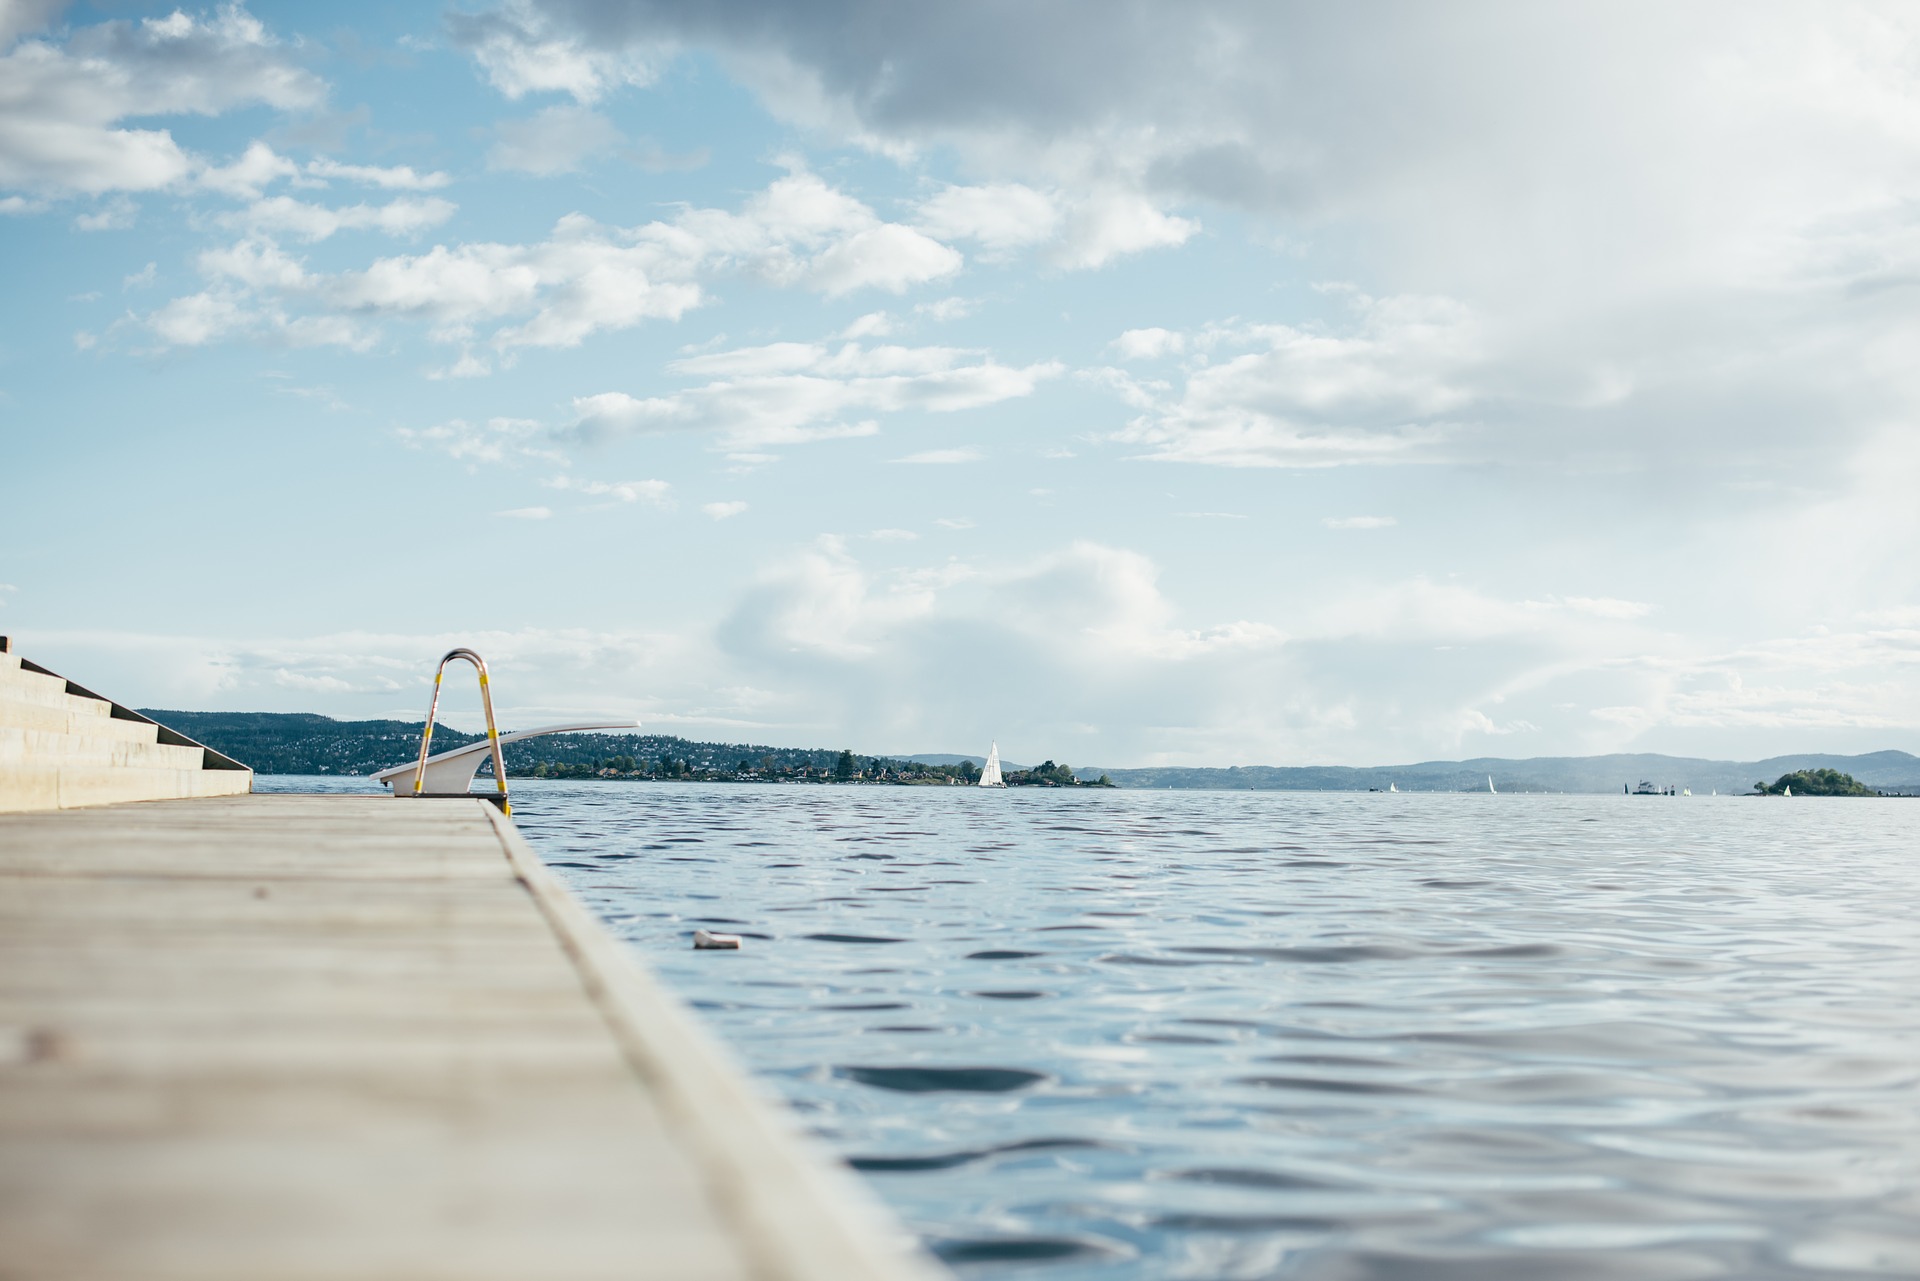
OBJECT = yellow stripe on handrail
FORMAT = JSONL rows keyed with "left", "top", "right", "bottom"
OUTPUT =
{"left": 410, "top": 648, "right": 513, "bottom": 814}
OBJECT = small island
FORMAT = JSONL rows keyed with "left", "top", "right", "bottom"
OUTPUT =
{"left": 1754, "top": 768, "right": 1878, "bottom": 796}
{"left": 1003, "top": 759, "right": 1113, "bottom": 788}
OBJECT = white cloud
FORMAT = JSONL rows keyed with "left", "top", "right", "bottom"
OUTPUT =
{"left": 1110, "top": 327, "right": 1184, "bottom": 360}
{"left": 702, "top": 500, "right": 748, "bottom": 520}
{"left": 914, "top": 182, "right": 1059, "bottom": 253}
{"left": 488, "top": 105, "right": 624, "bottom": 175}
{"left": 569, "top": 341, "right": 1059, "bottom": 450}
{"left": 223, "top": 195, "right": 457, "bottom": 241}
{"left": 1051, "top": 190, "right": 1198, "bottom": 269}
{"left": 144, "top": 168, "right": 966, "bottom": 354}
{"left": 915, "top": 296, "right": 974, "bottom": 322}
{"left": 0, "top": 6, "right": 324, "bottom": 196}
{"left": 935, "top": 516, "right": 974, "bottom": 529}
{"left": 1103, "top": 291, "right": 1483, "bottom": 467}
{"left": 840, "top": 311, "right": 893, "bottom": 339}
{"left": 546, "top": 475, "right": 671, "bottom": 505}
{"left": 304, "top": 157, "right": 450, "bottom": 190}
{"left": 198, "top": 141, "right": 299, "bottom": 198}
{"left": 1324, "top": 515, "right": 1396, "bottom": 530}
{"left": 447, "top": 0, "right": 661, "bottom": 103}
{"left": 395, "top": 416, "right": 560, "bottom": 464}
{"left": 22, "top": 560, "right": 1920, "bottom": 766}
{"left": 122, "top": 261, "right": 156, "bottom": 289}
{"left": 73, "top": 198, "right": 136, "bottom": 231}
{"left": 867, "top": 528, "right": 918, "bottom": 541}
{"left": 497, "top": 505, "right": 552, "bottom": 519}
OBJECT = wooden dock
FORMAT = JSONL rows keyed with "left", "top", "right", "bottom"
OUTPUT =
{"left": 0, "top": 794, "right": 939, "bottom": 1281}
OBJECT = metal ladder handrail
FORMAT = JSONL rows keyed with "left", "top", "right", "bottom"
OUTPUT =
{"left": 410, "top": 648, "right": 511, "bottom": 815}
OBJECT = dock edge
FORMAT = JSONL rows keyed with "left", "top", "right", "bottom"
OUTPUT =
{"left": 480, "top": 802, "right": 948, "bottom": 1281}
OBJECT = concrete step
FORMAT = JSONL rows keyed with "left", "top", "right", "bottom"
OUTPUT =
{"left": 0, "top": 763, "right": 252, "bottom": 813}
{"left": 0, "top": 727, "right": 207, "bottom": 771}
{"left": 0, "top": 666, "right": 114, "bottom": 719}
{"left": 0, "top": 695, "right": 161, "bottom": 743}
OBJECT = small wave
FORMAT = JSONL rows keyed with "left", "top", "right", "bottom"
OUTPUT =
{"left": 819, "top": 1001, "right": 910, "bottom": 1011}
{"left": 850, "top": 1136, "right": 1104, "bottom": 1173}
{"left": 804, "top": 933, "right": 906, "bottom": 944}
{"left": 1127, "top": 1032, "right": 1226, "bottom": 1045}
{"left": 966, "top": 989, "right": 1049, "bottom": 1000}
{"left": 836, "top": 1065, "right": 1047, "bottom": 1093}
{"left": 1150, "top": 1212, "right": 1338, "bottom": 1233}
{"left": 1161, "top": 1165, "right": 1337, "bottom": 1190}
{"left": 1235, "top": 1074, "right": 1420, "bottom": 1095}
{"left": 1173, "top": 944, "right": 1422, "bottom": 963}
{"left": 1452, "top": 943, "right": 1567, "bottom": 958}
{"left": 965, "top": 949, "right": 1043, "bottom": 960}
{"left": 931, "top": 1236, "right": 1122, "bottom": 1263}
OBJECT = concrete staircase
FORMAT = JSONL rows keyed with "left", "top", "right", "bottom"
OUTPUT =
{"left": 0, "top": 636, "right": 251, "bottom": 813}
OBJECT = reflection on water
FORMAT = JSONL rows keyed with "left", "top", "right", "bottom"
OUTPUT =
{"left": 497, "top": 782, "right": 1918, "bottom": 1277}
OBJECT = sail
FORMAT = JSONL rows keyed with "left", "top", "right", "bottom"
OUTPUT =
{"left": 978, "top": 741, "right": 1005, "bottom": 788}
{"left": 1487, "top": 775, "right": 1496, "bottom": 793}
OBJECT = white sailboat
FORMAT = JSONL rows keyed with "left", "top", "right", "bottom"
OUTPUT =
{"left": 1487, "top": 775, "right": 1497, "bottom": 794}
{"left": 1388, "top": 782, "right": 1398, "bottom": 793}
{"left": 978, "top": 741, "right": 1006, "bottom": 788}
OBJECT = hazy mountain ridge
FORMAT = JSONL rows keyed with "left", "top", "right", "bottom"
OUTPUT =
{"left": 142, "top": 712, "right": 1918, "bottom": 793}
{"left": 1081, "top": 751, "right": 1920, "bottom": 794}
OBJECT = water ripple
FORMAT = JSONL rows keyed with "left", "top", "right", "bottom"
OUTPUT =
{"left": 512, "top": 783, "right": 1920, "bottom": 1280}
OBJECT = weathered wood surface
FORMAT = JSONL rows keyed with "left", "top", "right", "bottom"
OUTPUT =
{"left": 0, "top": 795, "right": 935, "bottom": 1281}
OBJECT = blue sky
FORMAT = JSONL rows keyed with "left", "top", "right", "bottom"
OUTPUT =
{"left": 4, "top": 0, "right": 1919, "bottom": 767}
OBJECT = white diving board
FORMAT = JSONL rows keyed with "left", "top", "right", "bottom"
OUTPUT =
{"left": 374, "top": 721, "right": 640, "bottom": 796}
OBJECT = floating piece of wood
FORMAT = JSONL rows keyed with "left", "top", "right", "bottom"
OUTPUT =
{"left": 693, "top": 929, "right": 742, "bottom": 950}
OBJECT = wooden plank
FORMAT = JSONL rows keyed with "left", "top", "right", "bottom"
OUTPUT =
{"left": 0, "top": 794, "right": 937, "bottom": 1281}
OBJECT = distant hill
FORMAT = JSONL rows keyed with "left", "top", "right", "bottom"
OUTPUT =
{"left": 137, "top": 711, "right": 1920, "bottom": 794}
{"left": 140, "top": 711, "right": 846, "bottom": 779}
{"left": 1078, "top": 750, "right": 1920, "bottom": 794}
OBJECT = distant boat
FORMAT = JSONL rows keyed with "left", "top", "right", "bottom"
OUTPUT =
{"left": 1783, "top": 784, "right": 1791, "bottom": 797}
{"left": 978, "top": 741, "right": 1006, "bottom": 788}
{"left": 1389, "top": 782, "right": 1398, "bottom": 793}
{"left": 1487, "top": 775, "right": 1496, "bottom": 794}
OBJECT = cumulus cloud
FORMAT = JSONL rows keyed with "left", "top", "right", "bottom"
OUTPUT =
{"left": 397, "top": 336, "right": 1054, "bottom": 461}
{"left": 1110, "top": 327, "right": 1184, "bottom": 361}
{"left": 143, "top": 167, "right": 967, "bottom": 353}
{"left": 702, "top": 500, "right": 747, "bottom": 519}
{"left": 913, "top": 182, "right": 1059, "bottom": 253}
{"left": 447, "top": 0, "right": 660, "bottom": 103}
{"left": 221, "top": 195, "right": 456, "bottom": 241}
{"left": 22, "top": 553, "right": 1920, "bottom": 764}
{"left": 545, "top": 475, "right": 671, "bottom": 505}
{"left": 1100, "top": 290, "right": 1483, "bottom": 467}
{"left": 197, "top": 140, "right": 300, "bottom": 198}
{"left": 0, "top": 5, "right": 324, "bottom": 196}
{"left": 395, "top": 416, "right": 560, "bottom": 464}
{"left": 459, "top": 2, "right": 1920, "bottom": 489}
{"left": 567, "top": 340, "right": 1058, "bottom": 450}
{"left": 303, "top": 157, "right": 450, "bottom": 191}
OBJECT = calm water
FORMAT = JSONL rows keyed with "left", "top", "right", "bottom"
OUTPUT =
{"left": 269, "top": 779, "right": 1920, "bottom": 1278}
